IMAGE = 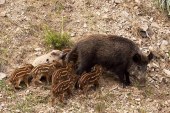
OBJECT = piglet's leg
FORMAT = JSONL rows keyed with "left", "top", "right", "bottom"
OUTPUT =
{"left": 59, "top": 94, "right": 64, "bottom": 103}
{"left": 82, "top": 85, "right": 88, "bottom": 96}
{"left": 67, "top": 88, "right": 73, "bottom": 98}
{"left": 23, "top": 76, "right": 29, "bottom": 87}
{"left": 35, "top": 74, "right": 43, "bottom": 84}
{"left": 51, "top": 94, "right": 56, "bottom": 106}
{"left": 45, "top": 74, "right": 51, "bottom": 85}
{"left": 93, "top": 80, "right": 99, "bottom": 90}
{"left": 15, "top": 79, "right": 22, "bottom": 89}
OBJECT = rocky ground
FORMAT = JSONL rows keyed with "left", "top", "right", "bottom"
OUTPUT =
{"left": 0, "top": 0, "right": 170, "bottom": 113}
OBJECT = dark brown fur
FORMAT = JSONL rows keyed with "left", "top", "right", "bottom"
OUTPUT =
{"left": 66, "top": 34, "right": 153, "bottom": 87}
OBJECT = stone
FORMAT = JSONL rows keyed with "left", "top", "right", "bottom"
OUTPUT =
{"left": 83, "top": 23, "right": 87, "bottom": 28}
{"left": 160, "top": 40, "right": 168, "bottom": 50}
{"left": 135, "top": 0, "right": 140, "bottom": 4}
{"left": 0, "top": 73, "right": 6, "bottom": 80}
{"left": 15, "top": 109, "right": 21, "bottom": 113}
{"left": 71, "top": 32, "right": 76, "bottom": 37}
{"left": 0, "top": 0, "right": 5, "bottom": 5}
{"left": 163, "top": 69, "right": 170, "bottom": 78}
{"left": 25, "top": 90, "right": 30, "bottom": 95}
{"left": 102, "top": 14, "right": 109, "bottom": 19}
{"left": 151, "top": 22, "right": 160, "bottom": 28}
{"left": 135, "top": 98, "right": 141, "bottom": 101}
{"left": 35, "top": 52, "right": 42, "bottom": 56}
{"left": 114, "top": 0, "right": 123, "bottom": 4}
{"left": 141, "top": 24, "right": 148, "bottom": 31}
{"left": 34, "top": 48, "right": 42, "bottom": 51}
{"left": 96, "top": 11, "right": 100, "bottom": 16}
{"left": 121, "top": 11, "right": 129, "bottom": 17}
{"left": 103, "top": 7, "right": 109, "bottom": 12}
{"left": 0, "top": 11, "right": 6, "bottom": 17}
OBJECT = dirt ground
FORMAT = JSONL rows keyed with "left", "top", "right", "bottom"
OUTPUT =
{"left": 0, "top": 0, "right": 170, "bottom": 113}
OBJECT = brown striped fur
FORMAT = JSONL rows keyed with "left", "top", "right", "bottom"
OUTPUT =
{"left": 76, "top": 65, "right": 103, "bottom": 94}
{"left": 31, "top": 60, "right": 62, "bottom": 86}
{"left": 52, "top": 62, "right": 75, "bottom": 86}
{"left": 9, "top": 64, "right": 34, "bottom": 89}
{"left": 51, "top": 75, "right": 74, "bottom": 105}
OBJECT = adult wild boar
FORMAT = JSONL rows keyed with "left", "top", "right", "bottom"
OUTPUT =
{"left": 66, "top": 34, "right": 153, "bottom": 87}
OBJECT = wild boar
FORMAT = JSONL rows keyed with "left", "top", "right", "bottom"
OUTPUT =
{"left": 32, "top": 50, "right": 63, "bottom": 66}
{"left": 66, "top": 34, "right": 153, "bottom": 87}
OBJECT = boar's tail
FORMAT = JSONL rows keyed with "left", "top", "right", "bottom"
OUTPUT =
{"left": 65, "top": 46, "right": 78, "bottom": 63}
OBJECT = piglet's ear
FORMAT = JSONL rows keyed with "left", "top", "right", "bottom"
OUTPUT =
{"left": 133, "top": 53, "right": 141, "bottom": 63}
{"left": 59, "top": 52, "right": 67, "bottom": 60}
{"left": 51, "top": 52, "right": 58, "bottom": 56}
{"left": 148, "top": 52, "right": 153, "bottom": 61}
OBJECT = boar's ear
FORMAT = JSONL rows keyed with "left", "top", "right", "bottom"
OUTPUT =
{"left": 133, "top": 53, "right": 141, "bottom": 63}
{"left": 148, "top": 52, "right": 153, "bottom": 61}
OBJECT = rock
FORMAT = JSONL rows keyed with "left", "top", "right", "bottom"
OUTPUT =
{"left": 102, "top": 14, "right": 108, "bottom": 19}
{"left": 137, "top": 23, "right": 149, "bottom": 38}
{"left": 163, "top": 69, "right": 170, "bottom": 77}
{"left": 83, "top": 23, "right": 87, "bottom": 28}
{"left": 160, "top": 40, "right": 168, "bottom": 50}
{"left": 161, "top": 40, "right": 168, "bottom": 46}
{"left": 34, "top": 48, "right": 42, "bottom": 51}
{"left": 25, "top": 90, "right": 30, "bottom": 95}
{"left": 0, "top": 0, "right": 5, "bottom": 5}
{"left": 137, "top": 27, "right": 149, "bottom": 38}
{"left": 96, "top": 11, "right": 100, "bottom": 16}
{"left": 71, "top": 32, "right": 76, "bottom": 37}
{"left": 35, "top": 52, "right": 42, "bottom": 56}
{"left": 0, "top": 11, "right": 6, "bottom": 17}
{"left": 0, "top": 73, "right": 6, "bottom": 80}
{"left": 121, "top": 11, "right": 129, "bottom": 17}
{"left": 15, "top": 109, "right": 21, "bottom": 113}
{"left": 135, "top": 0, "right": 140, "bottom": 4}
{"left": 0, "top": 105, "right": 2, "bottom": 111}
{"left": 114, "top": 0, "right": 123, "bottom": 4}
{"left": 152, "top": 62, "right": 159, "bottom": 68}
{"left": 141, "top": 24, "right": 149, "bottom": 31}
{"left": 135, "top": 98, "right": 141, "bottom": 101}
{"left": 103, "top": 7, "right": 109, "bottom": 13}
{"left": 151, "top": 22, "right": 160, "bottom": 28}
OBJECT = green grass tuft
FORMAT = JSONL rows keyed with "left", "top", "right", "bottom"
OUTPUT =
{"left": 158, "top": 0, "right": 170, "bottom": 16}
{"left": 44, "top": 28, "right": 72, "bottom": 50}
{"left": 44, "top": 16, "right": 72, "bottom": 50}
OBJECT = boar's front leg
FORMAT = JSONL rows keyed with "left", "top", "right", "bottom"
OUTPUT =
{"left": 76, "top": 54, "right": 94, "bottom": 75}
{"left": 125, "top": 71, "right": 131, "bottom": 86}
{"left": 115, "top": 70, "right": 127, "bottom": 88}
